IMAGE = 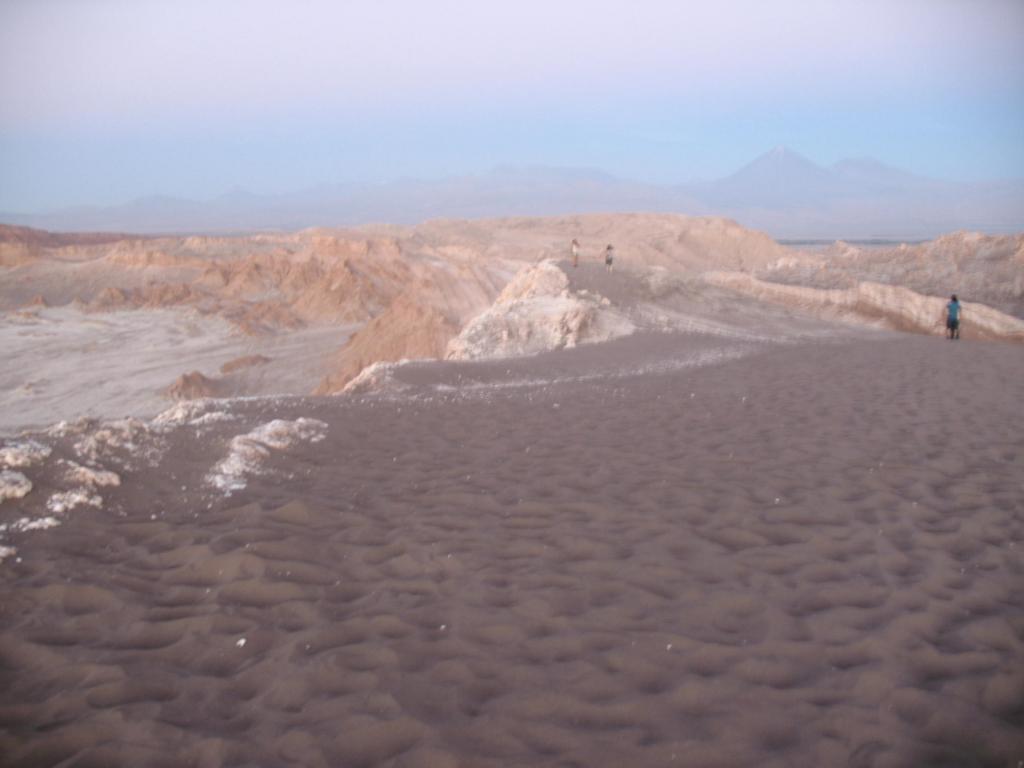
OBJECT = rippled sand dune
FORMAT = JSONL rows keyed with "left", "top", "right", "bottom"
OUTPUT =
{"left": 2, "top": 216, "right": 1022, "bottom": 766}
{"left": 1, "top": 330, "right": 1022, "bottom": 767}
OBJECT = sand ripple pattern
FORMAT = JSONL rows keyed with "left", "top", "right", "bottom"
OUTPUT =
{"left": 0, "top": 335, "right": 1022, "bottom": 767}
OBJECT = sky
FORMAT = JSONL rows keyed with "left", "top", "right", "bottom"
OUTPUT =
{"left": 1, "top": 0, "right": 1023, "bottom": 211}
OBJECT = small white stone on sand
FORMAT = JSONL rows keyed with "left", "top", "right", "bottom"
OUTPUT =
{"left": 0, "top": 471, "right": 33, "bottom": 502}
{"left": 64, "top": 461, "right": 120, "bottom": 488}
{"left": 154, "top": 400, "right": 211, "bottom": 426}
{"left": 188, "top": 411, "right": 236, "bottom": 427}
{"left": 73, "top": 418, "right": 149, "bottom": 463}
{"left": 47, "top": 490, "right": 102, "bottom": 514}
{"left": 236, "top": 638, "right": 246, "bottom": 648}
{"left": 0, "top": 440, "right": 52, "bottom": 469}
{"left": 8, "top": 517, "right": 61, "bottom": 533}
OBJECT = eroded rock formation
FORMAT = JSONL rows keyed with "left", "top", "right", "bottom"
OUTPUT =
{"left": 3, "top": 216, "right": 1021, "bottom": 403}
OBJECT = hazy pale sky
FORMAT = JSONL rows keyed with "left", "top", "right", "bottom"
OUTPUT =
{"left": 1, "top": 0, "right": 1022, "bottom": 210}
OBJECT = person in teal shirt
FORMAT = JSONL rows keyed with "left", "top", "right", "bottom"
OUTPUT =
{"left": 946, "top": 294, "right": 962, "bottom": 340}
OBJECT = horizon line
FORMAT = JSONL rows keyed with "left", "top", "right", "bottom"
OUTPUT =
{"left": 6, "top": 146, "right": 1024, "bottom": 216}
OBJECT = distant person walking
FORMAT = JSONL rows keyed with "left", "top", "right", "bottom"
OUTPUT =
{"left": 946, "top": 294, "right": 962, "bottom": 339}
{"left": 604, "top": 244, "right": 615, "bottom": 272}
{"left": 571, "top": 238, "right": 580, "bottom": 268}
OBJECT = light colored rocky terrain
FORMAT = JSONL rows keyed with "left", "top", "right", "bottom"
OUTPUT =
{"left": 758, "top": 232, "right": 1024, "bottom": 318}
{"left": 1, "top": 215, "right": 1021, "bottom": 432}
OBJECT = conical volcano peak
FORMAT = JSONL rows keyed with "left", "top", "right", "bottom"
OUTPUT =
{"left": 723, "top": 146, "right": 830, "bottom": 184}
{"left": 750, "top": 145, "right": 821, "bottom": 168}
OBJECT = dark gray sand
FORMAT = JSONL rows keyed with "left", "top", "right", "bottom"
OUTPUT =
{"left": 1, "top": 332, "right": 1023, "bottom": 767}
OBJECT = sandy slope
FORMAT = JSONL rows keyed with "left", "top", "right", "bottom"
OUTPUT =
{"left": 0, "top": 330, "right": 1022, "bottom": 767}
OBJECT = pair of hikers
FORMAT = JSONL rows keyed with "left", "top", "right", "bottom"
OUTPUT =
{"left": 570, "top": 239, "right": 615, "bottom": 271}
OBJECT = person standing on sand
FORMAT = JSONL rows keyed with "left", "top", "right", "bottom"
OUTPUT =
{"left": 605, "top": 244, "right": 615, "bottom": 272}
{"left": 571, "top": 238, "right": 580, "bottom": 268}
{"left": 946, "top": 294, "right": 962, "bottom": 339}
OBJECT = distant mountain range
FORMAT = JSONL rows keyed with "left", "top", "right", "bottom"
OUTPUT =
{"left": 3, "top": 147, "right": 1022, "bottom": 239}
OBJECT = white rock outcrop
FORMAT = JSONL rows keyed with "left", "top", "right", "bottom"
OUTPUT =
{"left": 207, "top": 418, "right": 328, "bottom": 494}
{"left": 446, "top": 261, "right": 634, "bottom": 360}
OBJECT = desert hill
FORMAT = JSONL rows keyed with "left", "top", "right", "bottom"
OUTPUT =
{"left": 1, "top": 214, "right": 1022, "bottom": 431}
